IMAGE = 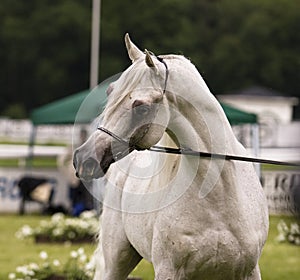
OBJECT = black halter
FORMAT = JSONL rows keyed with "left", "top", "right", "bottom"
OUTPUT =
{"left": 156, "top": 56, "right": 169, "bottom": 94}
{"left": 98, "top": 126, "right": 300, "bottom": 167}
{"left": 98, "top": 57, "right": 300, "bottom": 167}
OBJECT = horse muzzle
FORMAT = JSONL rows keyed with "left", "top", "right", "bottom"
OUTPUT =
{"left": 73, "top": 148, "right": 114, "bottom": 181}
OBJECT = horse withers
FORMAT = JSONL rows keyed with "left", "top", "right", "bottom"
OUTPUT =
{"left": 73, "top": 34, "right": 269, "bottom": 280}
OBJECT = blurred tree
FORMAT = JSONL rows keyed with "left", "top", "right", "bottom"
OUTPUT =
{"left": 207, "top": 0, "right": 300, "bottom": 95}
{"left": 0, "top": 0, "right": 299, "bottom": 118}
{"left": 0, "top": 0, "right": 91, "bottom": 116}
{"left": 2, "top": 103, "right": 27, "bottom": 119}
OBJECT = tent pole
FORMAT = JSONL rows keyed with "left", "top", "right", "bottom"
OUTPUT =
{"left": 26, "top": 125, "right": 37, "bottom": 169}
{"left": 90, "top": 0, "right": 101, "bottom": 213}
{"left": 251, "top": 124, "right": 261, "bottom": 179}
{"left": 90, "top": 0, "right": 101, "bottom": 89}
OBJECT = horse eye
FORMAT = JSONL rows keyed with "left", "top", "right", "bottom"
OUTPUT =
{"left": 134, "top": 104, "right": 150, "bottom": 116}
{"left": 132, "top": 100, "right": 151, "bottom": 116}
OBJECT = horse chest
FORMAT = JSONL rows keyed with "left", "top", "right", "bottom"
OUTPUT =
{"left": 157, "top": 226, "right": 258, "bottom": 279}
{"left": 123, "top": 200, "right": 259, "bottom": 279}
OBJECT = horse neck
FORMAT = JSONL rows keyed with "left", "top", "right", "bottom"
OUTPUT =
{"left": 164, "top": 93, "right": 226, "bottom": 202}
{"left": 166, "top": 87, "right": 238, "bottom": 155}
{"left": 164, "top": 65, "right": 248, "bottom": 199}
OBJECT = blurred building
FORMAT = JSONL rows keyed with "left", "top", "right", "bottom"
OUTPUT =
{"left": 218, "top": 86, "right": 300, "bottom": 215}
{"left": 218, "top": 86, "right": 299, "bottom": 150}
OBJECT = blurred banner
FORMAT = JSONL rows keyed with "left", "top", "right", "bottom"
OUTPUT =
{"left": 0, "top": 168, "right": 69, "bottom": 213}
{"left": 262, "top": 170, "right": 300, "bottom": 215}
{"left": 0, "top": 167, "right": 299, "bottom": 215}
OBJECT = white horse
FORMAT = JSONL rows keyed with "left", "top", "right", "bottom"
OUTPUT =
{"left": 74, "top": 34, "right": 269, "bottom": 280}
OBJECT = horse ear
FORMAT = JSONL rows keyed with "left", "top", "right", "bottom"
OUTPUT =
{"left": 106, "top": 84, "right": 114, "bottom": 96}
{"left": 125, "top": 33, "right": 143, "bottom": 63}
{"left": 145, "top": 49, "right": 156, "bottom": 68}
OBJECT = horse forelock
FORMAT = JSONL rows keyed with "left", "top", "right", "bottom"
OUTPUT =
{"left": 101, "top": 54, "right": 202, "bottom": 126}
{"left": 102, "top": 57, "right": 169, "bottom": 119}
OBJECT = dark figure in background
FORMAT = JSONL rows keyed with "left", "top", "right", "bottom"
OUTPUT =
{"left": 58, "top": 128, "right": 93, "bottom": 216}
{"left": 18, "top": 176, "right": 54, "bottom": 215}
{"left": 69, "top": 180, "right": 93, "bottom": 216}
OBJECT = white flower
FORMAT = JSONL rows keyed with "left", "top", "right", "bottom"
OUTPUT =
{"left": 40, "top": 220, "right": 48, "bottom": 228}
{"left": 288, "top": 234, "right": 295, "bottom": 242}
{"left": 53, "top": 259, "right": 60, "bottom": 267}
{"left": 22, "top": 225, "right": 33, "bottom": 235}
{"left": 79, "top": 254, "right": 87, "bottom": 263}
{"left": 52, "top": 228, "right": 63, "bottom": 236}
{"left": 8, "top": 273, "right": 16, "bottom": 279}
{"left": 68, "top": 231, "right": 76, "bottom": 239}
{"left": 27, "top": 270, "right": 35, "bottom": 276}
{"left": 290, "top": 223, "right": 300, "bottom": 235}
{"left": 16, "top": 265, "right": 27, "bottom": 273}
{"left": 78, "top": 220, "right": 89, "bottom": 229}
{"left": 295, "top": 237, "right": 300, "bottom": 245}
{"left": 275, "top": 233, "right": 286, "bottom": 243}
{"left": 39, "top": 251, "right": 48, "bottom": 260}
{"left": 77, "top": 247, "right": 85, "bottom": 255}
{"left": 15, "top": 225, "right": 33, "bottom": 239}
{"left": 85, "top": 255, "right": 96, "bottom": 271}
{"left": 277, "top": 220, "right": 289, "bottom": 234}
{"left": 65, "top": 219, "right": 75, "bottom": 227}
{"left": 70, "top": 250, "right": 78, "bottom": 258}
{"left": 43, "top": 262, "right": 50, "bottom": 268}
{"left": 80, "top": 210, "right": 97, "bottom": 219}
{"left": 51, "top": 212, "right": 65, "bottom": 223}
{"left": 29, "top": 263, "right": 39, "bottom": 270}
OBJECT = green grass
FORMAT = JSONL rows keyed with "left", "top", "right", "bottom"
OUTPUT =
{"left": 259, "top": 216, "right": 300, "bottom": 280}
{"left": 0, "top": 140, "right": 67, "bottom": 146}
{"left": 0, "top": 215, "right": 299, "bottom": 279}
{"left": 261, "top": 164, "right": 300, "bottom": 171}
{"left": 0, "top": 214, "right": 95, "bottom": 279}
{"left": 0, "top": 156, "right": 57, "bottom": 168}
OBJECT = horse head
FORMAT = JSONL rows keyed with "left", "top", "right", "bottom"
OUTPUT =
{"left": 73, "top": 34, "right": 170, "bottom": 181}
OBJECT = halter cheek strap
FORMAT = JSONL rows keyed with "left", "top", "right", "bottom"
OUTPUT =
{"left": 156, "top": 56, "right": 169, "bottom": 94}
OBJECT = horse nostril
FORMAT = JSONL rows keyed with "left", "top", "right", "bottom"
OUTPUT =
{"left": 83, "top": 158, "right": 98, "bottom": 175}
{"left": 73, "top": 150, "right": 79, "bottom": 170}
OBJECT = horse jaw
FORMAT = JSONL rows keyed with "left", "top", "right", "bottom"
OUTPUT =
{"left": 73, "top": 134, "right": 115, "bottom": 181}
{"left": 125, "top": 33, "right": 143, "bottom": 63}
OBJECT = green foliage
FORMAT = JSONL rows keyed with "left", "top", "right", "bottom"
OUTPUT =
{"left": 0, "top": 156, "right": 57, "bottom": 168}
{"left": 0, "top": 0, "right": 299, "bottom": 117}
{"left": 16, "top": 211, "right": 99, "bottom": 242}
{"left": 8, "top": 248, "right": 94, "bottom": 280}
{"left": 276, "top": 220, "right": 300, "bottom": 245}
{"left": 0, "top": 214, "right": 96, "bottom": 279}
{"left": 2, "top": 103, "right": 27, "bottom": 119}
{"left": 259, "top": 216, "right": 300, "bottom": 280}
{"left": 0, "top": 214, "right": 300, "bottom": 279}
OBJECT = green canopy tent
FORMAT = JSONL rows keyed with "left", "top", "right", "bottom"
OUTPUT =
{"left": 221, "top": 103, "right": 257, "bottom": 125}
{"left": 30, "top": 80, "right": 110, "bottom": 126}
{"left": 29, "top": 77, "right": 259, "bottom": 167}
{"left": 30, "top": 72, "right": 257, "bottom": 125}
{"left": 30, "top": 91, "right": 257, "bottom": 126}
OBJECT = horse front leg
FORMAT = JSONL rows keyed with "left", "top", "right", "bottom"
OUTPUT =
{"left": 246, "top": 264, "right": 262, "bottom": 280}
{"left": 101, "top": 243, "right": 142, "bottom": 280}
{"left": 93, "top": 209, "right": 142, "bottom": 280}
